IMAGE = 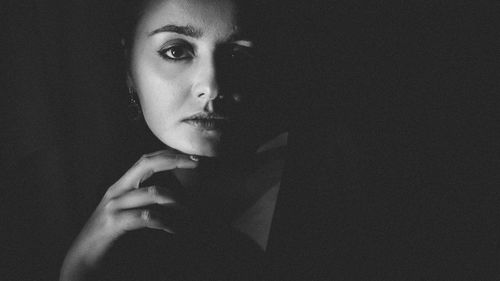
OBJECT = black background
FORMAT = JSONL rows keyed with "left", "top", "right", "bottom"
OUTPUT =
{"left": 2, "top": 0, "right": 500, "bottom": 280}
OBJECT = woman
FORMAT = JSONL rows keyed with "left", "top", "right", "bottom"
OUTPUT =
{"left": 60, "top": 0, "right": 288, "bottom": 280}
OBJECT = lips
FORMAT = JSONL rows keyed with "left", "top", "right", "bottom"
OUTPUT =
{"left": 182, "top": 112, "right": 229, "bottom": 130}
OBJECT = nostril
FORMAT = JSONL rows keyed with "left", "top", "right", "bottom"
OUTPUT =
{"left": 197, "top": 92, "right": 205, "bottom": 98}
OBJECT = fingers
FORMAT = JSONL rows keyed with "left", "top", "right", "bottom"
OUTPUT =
{"left": 108, "top": 150, "right": 199, "bottom": 197}
{"left": 107, "top": 186, "right": 176, "bottom": 210}
{"left": 117, "top": 208, "right": 175, "bottom": 234}
{"left": 101, "top": 185, "right": 182, "bottom": 235}
{"left": 95, "top": 150, "right": 197, "bottom": 237}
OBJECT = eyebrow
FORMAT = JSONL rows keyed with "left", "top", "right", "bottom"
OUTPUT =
{"left": 148, "top": 24, "right": 203, "bottom": 38}
{"left": 233, "top": 40, "right": 253, "bottom": 48}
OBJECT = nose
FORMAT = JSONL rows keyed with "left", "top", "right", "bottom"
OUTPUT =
{"left": 192, "top": 56, "right": 219, "bottom": 102}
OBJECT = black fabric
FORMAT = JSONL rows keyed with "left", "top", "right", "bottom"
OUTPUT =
{"left": 97, "top": 226, "right": 265, "bottom": 281}
{"left": 87, "top": 164, "right": 269, "bottom": 281}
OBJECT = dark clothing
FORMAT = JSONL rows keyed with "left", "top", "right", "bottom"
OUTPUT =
{"left": 98, "top": 226, "right": 266, "bottom": 281}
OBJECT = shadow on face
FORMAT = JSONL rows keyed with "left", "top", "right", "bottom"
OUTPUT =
{"left": 125, "top": 0, "right": 278, "bottom": 158}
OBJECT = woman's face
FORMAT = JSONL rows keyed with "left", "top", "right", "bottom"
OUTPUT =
{"left": 129, "top": 0, "right": 254, "bottom": 157}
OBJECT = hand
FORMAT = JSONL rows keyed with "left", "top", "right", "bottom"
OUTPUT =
{"left": 59, "top": 150, "right": 199, "bottom": 281}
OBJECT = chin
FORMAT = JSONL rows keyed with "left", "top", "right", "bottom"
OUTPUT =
{"left": 179, "top": 141, "right": 220, "bottom": 157}
{"left": 160, "top": 131, "right": 222, "bottom": 157}
{"left": 185, "top": 140, "right": 220, "bottom": 157}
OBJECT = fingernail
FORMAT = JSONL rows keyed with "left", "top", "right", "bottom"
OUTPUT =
{"left": 189, "top": 155, "right": 199, "bottom": 162}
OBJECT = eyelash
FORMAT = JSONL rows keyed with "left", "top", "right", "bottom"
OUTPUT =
{"left": 229, "top": 46, "right": 254, "bottom": 59}
{"left": 157, "top": 43, "right": 254, "bottom": 62}
{"left": 157, "top": 44, "right": 194, "bottom": 61}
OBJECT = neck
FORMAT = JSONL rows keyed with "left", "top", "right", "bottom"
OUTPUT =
{"left": 173, "top": 167, "right": 201, "bottom": 191}
{"left": 173, "top": 156, "right": 254, "bottom": 222}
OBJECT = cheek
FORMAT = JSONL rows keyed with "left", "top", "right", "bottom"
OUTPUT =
{"left": 134, "top": 56, "right": 192, "bottom": 128}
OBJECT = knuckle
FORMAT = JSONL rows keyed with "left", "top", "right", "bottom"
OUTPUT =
{"left": 102, "top": 192, "right": 113, "bottom": 202}
{"left": 120, "top": 215, "right": 135, "bottom": 230}
{"left": 103, "top": 200, "right": 116, "bottom": 212}
{"left": 139, "top": 154, "right": 149, "bottom": 164}
{"left": 103, "top": 185, "right": 118, "bottom": 200}
{"left": 141, "top": 169, "right": 154, "bottom": 182}
{"left": 147, "top": 185, "right": 159, "bottom": 197}
{"left": 105, "top": 213, "right": 118, "bottom": 227}
{"left": 140, "top": 209, "right": 151, "bottom": 222}
{"left": 120, "top": 212, "right": 143, "bottom": 230}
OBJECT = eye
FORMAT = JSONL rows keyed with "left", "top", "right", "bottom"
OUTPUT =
{"left": 158, "top": 45, "right": 194, "bottom": 61}
{"left": 219, "top": 44, "right": 255, "bottom": 68}
{"left": 229, "top": 45, "right": 254, "bottom": 60}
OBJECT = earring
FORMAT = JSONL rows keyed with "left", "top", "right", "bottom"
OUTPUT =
{"left": 127, "top": 86, "right": 142, "bottom": 121}
{"left": 232, "top": 93, "right": 242, "bottom": 103}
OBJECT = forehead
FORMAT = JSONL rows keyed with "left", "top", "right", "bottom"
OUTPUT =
{"left": 137, "top": 0, "right": 238, "bottom": 38}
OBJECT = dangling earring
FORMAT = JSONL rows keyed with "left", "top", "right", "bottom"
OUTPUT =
{"left": 232, "top": 93, "right": 243, "bottom": 103}
{"left": 127, "top": 86, "right": 142, "bottom": 121}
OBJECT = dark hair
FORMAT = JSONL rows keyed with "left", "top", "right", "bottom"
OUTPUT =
{"left": 113, "top": 0, "right": 148, "bottom": 46}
